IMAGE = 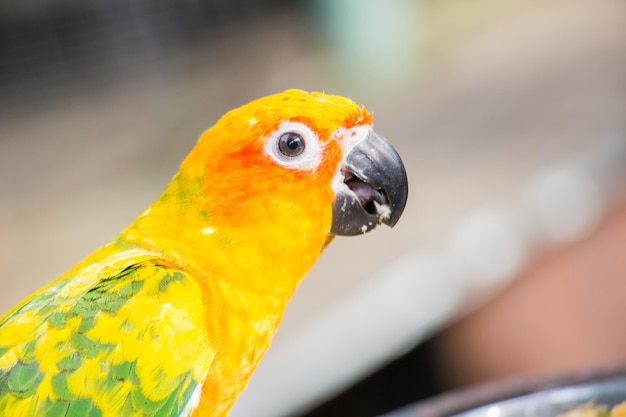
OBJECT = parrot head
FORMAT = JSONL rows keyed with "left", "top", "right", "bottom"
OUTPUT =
{"left": 185, "top": 89, "right": 406, "bottom": 232}
{"left": 125, "top": 89, "right": 407, "bottom": 291}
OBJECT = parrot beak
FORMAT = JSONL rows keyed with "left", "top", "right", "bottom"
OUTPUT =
{"left": 331, "top": 127, "right": 408, "bottom": 235}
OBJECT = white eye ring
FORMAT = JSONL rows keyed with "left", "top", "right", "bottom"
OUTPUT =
{"left": 264, "top": 121, "right": 322, "bottom": 170}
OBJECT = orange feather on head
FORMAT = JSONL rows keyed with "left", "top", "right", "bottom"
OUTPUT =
{"left": 186, "top": 89, "right": 372, "bottom": 228}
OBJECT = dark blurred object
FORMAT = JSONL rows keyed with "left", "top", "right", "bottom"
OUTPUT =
{"left": 0, "top": 0, "right": 295, "bottom": 114}
{"left": 382, "top": 367, "right": 626, "bottom": 417}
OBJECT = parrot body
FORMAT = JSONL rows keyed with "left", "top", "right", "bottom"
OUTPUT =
{"left": 0, "top": 90, "right": 407, "bottom": 416}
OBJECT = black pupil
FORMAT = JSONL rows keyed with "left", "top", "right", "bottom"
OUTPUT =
{"left": 287, "top": 137, "right": 299, "bottom": 149}
{"left": 279, "top": 132, "right": 304, "bottom": 156}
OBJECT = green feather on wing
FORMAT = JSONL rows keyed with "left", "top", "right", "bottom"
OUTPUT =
{"left": 0, "top": 250, "right": 213, "bottom": 417}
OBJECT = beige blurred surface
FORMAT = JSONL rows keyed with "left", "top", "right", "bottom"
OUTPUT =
{"left": 1, "top": 0, "right": 625, "bottom": 351}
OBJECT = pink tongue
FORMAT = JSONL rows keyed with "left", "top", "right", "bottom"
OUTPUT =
{"left": 346, "top": 178, "right": 385, "bottom": 208}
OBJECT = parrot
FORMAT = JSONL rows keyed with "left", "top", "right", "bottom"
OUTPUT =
{"left": 0, "top": 89, "right": 408, "bottom": 417}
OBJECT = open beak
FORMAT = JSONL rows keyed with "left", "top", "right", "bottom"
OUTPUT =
{"left": 331, "top": 127, "right": 408, "bottom": 236}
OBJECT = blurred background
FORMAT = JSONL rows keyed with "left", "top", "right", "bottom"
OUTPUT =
{"left": 1, "top": 0, "right": 625, "bottom": 416}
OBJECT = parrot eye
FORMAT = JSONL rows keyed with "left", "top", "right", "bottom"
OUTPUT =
{"left": 264, "top": 121, "right": 322, "bottom": 170}
{"left": 278, "top": 132, "right": 305, "bottom": 157}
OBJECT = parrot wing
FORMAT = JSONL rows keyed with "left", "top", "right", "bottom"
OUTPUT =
{"left": 0, "top": 248, "right": 213, "bottom": 417}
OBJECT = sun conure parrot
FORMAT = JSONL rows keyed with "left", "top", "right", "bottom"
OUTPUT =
{"left": 0, "top": 89, "right": 408, "bottom": 417}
